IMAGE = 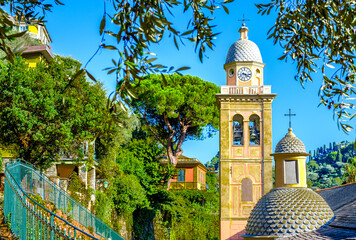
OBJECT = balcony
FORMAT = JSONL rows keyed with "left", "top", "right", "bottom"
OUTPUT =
{"left": 170, "top": 182, "right": 206, "bottom": 191}
{"left": 220, "top": 85, "right": 272, "bottom": 95}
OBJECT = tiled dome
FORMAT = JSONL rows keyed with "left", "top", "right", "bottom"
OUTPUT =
{"left": 245, "top": 187, "right": 334, "bottom": 237}
{"left": 225, "top": 39, "right": 263, "bottom": 64}
{"left": 275, "top": 128, "right": 306, "bottom": 154}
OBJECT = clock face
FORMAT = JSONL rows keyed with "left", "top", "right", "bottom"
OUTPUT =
{"left": 237, "top": 67, "right": 252, "bottom": 81}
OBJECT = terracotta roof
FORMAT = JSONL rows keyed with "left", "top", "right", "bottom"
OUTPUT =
{"left": 282, "top": 183, "right": 356, "bottom": 239}
{"left": 159, "top": 156, "right": 208, "bottom": 171}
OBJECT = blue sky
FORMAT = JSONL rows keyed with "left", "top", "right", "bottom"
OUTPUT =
{"left": 42, "top": 0, "right": 355, "bottom": 164}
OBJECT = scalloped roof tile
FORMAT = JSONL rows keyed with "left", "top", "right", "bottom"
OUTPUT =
{"left": 245, "top": 187, "right": 334, "bottom": 238}
{"left": 275, "top": 128, "right": 307, "bottom": 154}
{"left": 225, "top": 39, "right": 263, "bottom": 64}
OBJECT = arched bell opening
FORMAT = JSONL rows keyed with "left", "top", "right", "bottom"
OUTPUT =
{"left": 249, "top": 114, "right": 260, "bottom": 145}
{"left": 232, "top": 114, "right": 244, "bottom": 146}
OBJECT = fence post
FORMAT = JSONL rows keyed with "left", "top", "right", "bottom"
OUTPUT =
{"left": 51, "top": 214, "right": 54, "bottom": 240}
{"left": 30, "top": 170, "right": 33, "bottom": 194}
{"left": 42, "top": 172, "right": 45, "bottom": 200}
{"left": 22, "top": 194, "right": 27, "bottom": 239}
{"left": 35, "top": 205, "right": 38, "bottom": 240}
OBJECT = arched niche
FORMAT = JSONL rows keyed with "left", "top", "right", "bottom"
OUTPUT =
{"left": 232, "top": 114, "right": 244, "bottom": 146}
{"left": 241, "top": 178, "right": 253, "bottom": 202}
{"left": 256, "top": 68, "right": 261, "bottom": 85}
{"left": 249, "top": 114, "right": 260, "bottom": 145}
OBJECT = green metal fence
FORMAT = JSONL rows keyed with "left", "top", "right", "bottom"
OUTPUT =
{"left": 4, "top": 159, "right": 123, "bottom": 240}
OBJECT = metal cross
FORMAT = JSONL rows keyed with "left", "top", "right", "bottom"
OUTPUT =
{"left": 238, "top": 14, "right": 250, "bottom": 24}
{"left": 284, "top": 108, "right": 296, "bottom": 128}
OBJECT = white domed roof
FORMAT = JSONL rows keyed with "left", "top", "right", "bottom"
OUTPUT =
{"left": 225, "top": 39, "right": 263, "bottom": 64}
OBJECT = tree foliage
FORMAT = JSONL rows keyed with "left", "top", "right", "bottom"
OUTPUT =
{"left": 205, "top": 151, "right": 219, "bottom": 171}
{"left": 116, "top": 136, "right": 175, "bottom": 196}
{"left": 0, "top": 0, "right": 235, "bottom": 109}
{"left": 345, "top": 156, "right": 356, "bottom": 183}
{"left": 0, "top": 29, "right": 41, "bottom": 59}
{"left": 160, "top": 190, "right": 219, "bottom": 239}
{"left": 113, "top": 172, "right": 149, "bottom": 215}
{"left": 67, "top": 171, "right": 93, "bottom": 208}
{"left": 95, "top": 125, "right": 220, "bottom": 239}
{"left": 0, "top": 0, "right": 63, "bottom": 62}
{"left": 256, "top": 0, "right": 356, "bottom": 132}
{"left": 0, "top": 57, "right": 120, "bottom": 167}
{"left": 131, "top": 74, "right": 219, "bottom": 168}
{"left": 96, "top": 0, "right": 234, "bottom": 105}
{"left": 307, "top": 140, "right": 355, "bottom": 189}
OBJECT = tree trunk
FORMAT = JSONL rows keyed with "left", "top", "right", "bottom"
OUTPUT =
{"left": 166, "top": 150, "right": 179, "bottom": 190}
{"left": 166, "top": 178, "right": 172, "bottom": 191}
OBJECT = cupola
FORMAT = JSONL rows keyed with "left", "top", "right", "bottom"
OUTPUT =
{"left": 225, "top": 23, "right": 263, "bottom": 64}
{"left": 243, "top": 128, "right": 334, "bottom": 240}
{"left": 272, "top": 128, "right": 309, "bottom": 188}
{"left": 224, "top": 23, "right": 265, "bottom": 87}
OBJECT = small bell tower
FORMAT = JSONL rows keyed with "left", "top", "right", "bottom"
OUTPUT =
{"left": 216, "top": 23, "right": 277, "bottom": 240}
{"left": 272, "top": 127, "right": 310, "bottom": 188}
{"left": 223, "top": 23, "right": 266, "bottom": 91}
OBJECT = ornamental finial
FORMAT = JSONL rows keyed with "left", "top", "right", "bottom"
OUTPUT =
{"left": 238, "top": 14, "right": 250, "bottom": 40}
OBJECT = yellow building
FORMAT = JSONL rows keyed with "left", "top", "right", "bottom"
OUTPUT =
{"left": 216, "top": 23, "right": 276, "bottom": 240}
{"left": 10, "top": 16, "right": 54, "bottom": 67}
{"left": 11, "top": 16, "right": 52, "bottom": 45}
{"left": 21, "top": 44, "right": 54, "bottom": 67}
{"left": 161, "top": 155, "right": 207, "bottom": 191}
{"left": 0, "top": 144, "right": 19, "bottom": 170}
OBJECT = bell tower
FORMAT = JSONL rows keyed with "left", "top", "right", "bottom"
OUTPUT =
{"left": 216, "top": 23, "right": 277, "bottom": 240}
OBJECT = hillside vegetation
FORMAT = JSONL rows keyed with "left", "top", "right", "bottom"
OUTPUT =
{"left": 307, "top": 141, "right": 356, "bottom": 189}
{"left": 92, "top": 128, "right": 220, "bottom": 240}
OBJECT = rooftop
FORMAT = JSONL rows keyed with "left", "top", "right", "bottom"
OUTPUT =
{"left": 225, "top": 24, "right": 263, "bottom": 64}
{"left": 245, "top": 187, "right": 334, "bottom": 238}
{"left": 282, "top": 183, "right": 356, "bottom": 239}
{"left": 273, "top": 128, "right": 307, "bottom": 154}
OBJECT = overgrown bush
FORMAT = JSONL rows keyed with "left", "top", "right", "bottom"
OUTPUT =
{"left": 160, "top": 190, "right": 219, "bottom": 240}
{"left": 94, "top": 190, "right": 113, "bottom": 227}
{"left": 67, "top": 172, "right": 93, "bottom": 208}
{"left": 113, "top": 173, "right": 149, "bottom": 215}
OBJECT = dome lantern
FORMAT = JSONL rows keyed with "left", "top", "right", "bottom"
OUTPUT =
{"left": 274, "top": 128, "right": 307, "bottom": 154}
{"left": 223, "top": 23, "right": 265, "bottom": 87}
{"left": 271, "top": 128, "right": 310, "bottom": 188}
{"left": 239, "top": 23, "right": 249, "bottom": 40}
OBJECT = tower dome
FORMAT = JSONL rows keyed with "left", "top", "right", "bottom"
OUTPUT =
{"left": 225, "top": 24, "right": 263, "bottom": 64}
{"left": 275, "top": 128, "right": 306, "bottom": 154}
{"left": 245, "top": 188, "right": 334, "bottom": 237}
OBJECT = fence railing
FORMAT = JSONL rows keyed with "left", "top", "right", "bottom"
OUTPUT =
{"left": 4, "top": 159, "right": 123, "bottom": 240}
{"left": 220, "top": 85, "right": 272, "bottom": 95}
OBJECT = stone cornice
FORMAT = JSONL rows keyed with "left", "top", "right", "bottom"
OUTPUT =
{"left": 223, "top": 61, "right": 265, "bottom": 70}
{"left": 216, "top": 93, "right": 277, "bottom": 103}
